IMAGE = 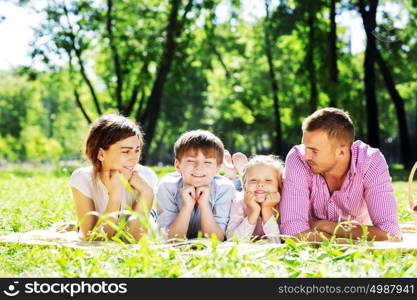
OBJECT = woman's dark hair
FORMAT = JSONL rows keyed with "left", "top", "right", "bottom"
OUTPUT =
{"left": 84, "top": 114, "right": 144, "bottom": 177}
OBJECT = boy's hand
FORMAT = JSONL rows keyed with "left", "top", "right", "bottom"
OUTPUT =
{"left": 261, "top": 192, "right": 281, "bottom": 208}
{"left": 180, "top": 185, "right": 197, "bottom": 209}
{"left": 195, "top": 186, "right": 211, "bottom": 207}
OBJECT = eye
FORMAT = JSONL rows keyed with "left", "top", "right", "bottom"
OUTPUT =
{"left": 266, "top": 179, "right": 272, "bottom": 182}
{"left": 122, "top": 151, "right": 129, "bottom": 154}
{"left": 205, "top": 161, "right": 213, "bottom": 165}
{"left": 249, "top": 179, "right": 257, "bottom": 183}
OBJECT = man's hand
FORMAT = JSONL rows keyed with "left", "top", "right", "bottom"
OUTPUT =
{"left": 310, "top": 220, "right": 337, "bottom": 235}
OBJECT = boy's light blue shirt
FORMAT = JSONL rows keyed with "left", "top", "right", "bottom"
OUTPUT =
{"left": 157, "top": 172, "right": 235, "bottom": 239}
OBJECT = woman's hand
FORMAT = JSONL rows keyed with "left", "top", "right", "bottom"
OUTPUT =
{"left": 102, "top": 170, "right": 125, "bottom": 197}
{"left": 129, "top": 170, "right": 153, "bottom": 197}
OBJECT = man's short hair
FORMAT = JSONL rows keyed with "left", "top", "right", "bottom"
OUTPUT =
{"left": 174, "top": 130, "right": 224, "bottom": 165}
{"left": 302, "top": 108, "right": 355, "bottom": 146}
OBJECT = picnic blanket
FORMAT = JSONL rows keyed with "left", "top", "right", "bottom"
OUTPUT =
{"left": 0, "top": 223, "right": 416, "bottom": 251}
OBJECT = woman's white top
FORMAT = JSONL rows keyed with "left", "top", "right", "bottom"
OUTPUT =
{"left": 69, "top": 164, "right": 158, "bottom": 214}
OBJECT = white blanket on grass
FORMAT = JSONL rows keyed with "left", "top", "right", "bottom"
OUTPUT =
{"left": 0, "top": 223, "right": 416, "bottom": 250}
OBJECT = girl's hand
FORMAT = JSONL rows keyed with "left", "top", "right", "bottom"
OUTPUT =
{"left": 261, "top": 192, "right": 281, "bottom": 208}
{"left": 244, "top": 191, "right": 261, "bottom": 213}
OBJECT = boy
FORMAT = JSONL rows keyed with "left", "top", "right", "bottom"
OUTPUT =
{"left": 157, "top": 130, "right": 235, "bottom": 240}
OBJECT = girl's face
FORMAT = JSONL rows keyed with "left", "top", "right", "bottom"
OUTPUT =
{"left": 243, "top": 164, "right": 279, "bottom": 203}
{"left": 98, "top": 135, "right": 141, "bottom": 172}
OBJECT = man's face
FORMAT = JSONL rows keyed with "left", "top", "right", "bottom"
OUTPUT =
{"left": 175, "top": 149, "right": 221, "bottom": 187}
{"left": 301, "top": 130, "right": 340, "bottom": 174}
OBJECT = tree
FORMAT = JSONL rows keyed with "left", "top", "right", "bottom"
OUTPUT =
{"left": 29, "top": 0, "right": 200, "bottom": 162}
{"left": 263, "top": 0, "right": 282, "bottom": 155}
{"left": 359, "top": 0, "right": 381, "bottom": 148}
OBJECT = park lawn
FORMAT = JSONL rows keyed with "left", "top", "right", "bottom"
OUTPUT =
{"left": 0, "top": 166, "right": 416, "bottom": 277}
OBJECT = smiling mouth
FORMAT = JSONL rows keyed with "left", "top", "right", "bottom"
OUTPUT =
{"left": 254, "top": 190, "right": 266, "bottom": 195}
{"left": 192, "top": 174, "right": 206, "bottom": 178}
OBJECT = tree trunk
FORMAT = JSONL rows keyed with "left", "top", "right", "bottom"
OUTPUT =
{"left": 328, "top": 0, "right": 338, "bottom": 107}
{"left": 62, "top": 2, "right": 102, "bottom": 116}
{"left": 375, "top": 50, "right": 412, "bottom": 168}
{"left": 139, "top": 0, "right": 184, "bottom": 162}
{"left": 359, "top": 0, "right": 380, "bottom": 148}
{"left": 67, "top": 50, "right": 92, "bottom": 124}
{"left": 264, "top": 0, "right": 283, "bottom": 155}
{"left": 306, "top": 9, "right": 318, "bottom": 113}
{"left": 106, "top": 0, "right": 124, "bottom": 112}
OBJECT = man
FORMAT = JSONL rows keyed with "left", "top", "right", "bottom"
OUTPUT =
{"left": 280, "top": 108, "right": 401, "bottom": 241}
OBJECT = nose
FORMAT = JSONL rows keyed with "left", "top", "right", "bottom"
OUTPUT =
{"left": 194, "top": 161, "right": 203, "bottom": 170}
{"left": 256, "top": 181, "right": 264, "bottom": 188}
{"left": 130, "top": 151, "right": 139, "bottom": 162}
{"left": 304, "top": 150, "right": 312, "bottom": 161}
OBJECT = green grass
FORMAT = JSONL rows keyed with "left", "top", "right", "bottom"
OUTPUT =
{"left": 0, "top": 165, "right": 416, "bottom": 277}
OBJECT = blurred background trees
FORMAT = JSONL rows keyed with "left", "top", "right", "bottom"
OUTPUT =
{"left": 0, "top": 0, "right": 416, "bottom": 167}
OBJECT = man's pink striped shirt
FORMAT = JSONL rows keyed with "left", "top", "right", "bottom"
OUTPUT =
{"left": 279, "top": 140, "right": 401, "bottom": 239}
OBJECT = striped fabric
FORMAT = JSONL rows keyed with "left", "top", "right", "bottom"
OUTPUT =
{"left": 279, "top": 140, "right": 402, "bottom": 239}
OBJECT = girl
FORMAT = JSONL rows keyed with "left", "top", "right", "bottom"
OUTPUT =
{"left": 69, "top": 114, "right": 157, "bottom": 242}
{"left": 226, "top": 155, "right": 283, "bottom": 243}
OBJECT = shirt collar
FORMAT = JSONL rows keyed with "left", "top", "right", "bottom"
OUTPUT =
{"left": 348, "top": 141, "right": 359, "bottom": 177}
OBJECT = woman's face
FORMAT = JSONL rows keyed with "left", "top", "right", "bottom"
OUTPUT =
{"left": 98, "top": 135, "right": 141, "bottom": 172}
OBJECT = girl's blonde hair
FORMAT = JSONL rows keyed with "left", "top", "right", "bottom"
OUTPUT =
{"left": 242, "top": 155, "right": 284, "bottom": 192}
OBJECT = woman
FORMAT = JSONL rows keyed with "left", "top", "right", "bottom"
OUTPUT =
{"left": 69, "top": 114, "right": 157, "bottom": 242}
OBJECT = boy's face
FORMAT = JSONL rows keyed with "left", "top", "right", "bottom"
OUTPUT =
{"left": 243, "top": 164, "right": 279, "bottom": 203}
{"left": 175, "top": 149, "right": 221, "bottom": 187}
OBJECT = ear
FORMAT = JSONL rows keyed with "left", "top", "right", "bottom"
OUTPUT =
{"left": 338, "top": 145, "right": 349, "bottom": 157}
{"left": 242, "top": 182, "right": 248, "bottom": 192}
{"left": 97, "top": 148, "right": 105, "bottom": 162}
{"left": 174, "top": 159, "right": 181, "bottom": 173}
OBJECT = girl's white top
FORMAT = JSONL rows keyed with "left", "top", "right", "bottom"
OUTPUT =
{"left": 69, "top": 165, "right": 157, "bottom": 214}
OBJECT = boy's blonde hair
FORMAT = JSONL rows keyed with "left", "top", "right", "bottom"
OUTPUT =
{"left": 242, "top": 155, "right": 284, "bottom": 192}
